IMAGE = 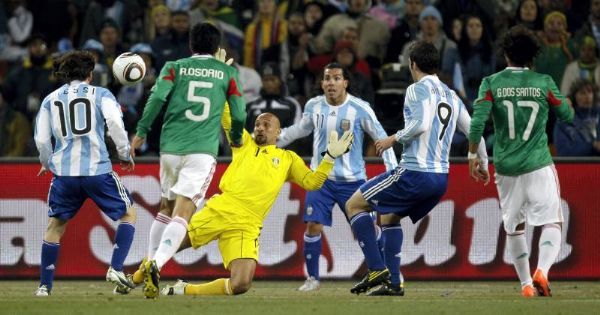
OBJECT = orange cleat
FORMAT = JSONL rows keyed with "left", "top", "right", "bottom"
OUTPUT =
{"left": 532, "top": 269, "right": 552, "bottom": 297}
{"left": 521, "top": 284, "right": 536, "bottom": 297}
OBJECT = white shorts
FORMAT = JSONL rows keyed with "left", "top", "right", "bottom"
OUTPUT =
{"left": 160, "top": 153, "right": 216, "bottom": 207}
{"left": 496, "top": 165, "right": 564, "bottom": 234}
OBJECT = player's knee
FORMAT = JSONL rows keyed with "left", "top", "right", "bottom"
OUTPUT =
{"left": 120, "top": 206, "right": 137, "bottom": 224}
{"left": 230, "top": 278, "right": 252, "bottom": 295}
{"left": 306, "top": 222, "right": 323, "bottom": 235}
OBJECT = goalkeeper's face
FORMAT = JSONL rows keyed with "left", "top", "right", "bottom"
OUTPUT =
{"left": 254, "top": 113, "right": 281, "bottom": 146}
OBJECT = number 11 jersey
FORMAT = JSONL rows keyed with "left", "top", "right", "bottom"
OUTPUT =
{"left": 469, "top": 67, "right": 574, "bottom": 176}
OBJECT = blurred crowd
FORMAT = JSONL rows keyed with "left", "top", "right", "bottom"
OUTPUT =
{"left": 0, "top": 0, "right": 599, "bottom": 158}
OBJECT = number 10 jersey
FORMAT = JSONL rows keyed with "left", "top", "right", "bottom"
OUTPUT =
{"left": 469, "top": 67, "right": 574, "bottom": 176}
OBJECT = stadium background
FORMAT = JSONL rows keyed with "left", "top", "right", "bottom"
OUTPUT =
{"left": 1, "top": 158, "right": 599, "bottom": 281}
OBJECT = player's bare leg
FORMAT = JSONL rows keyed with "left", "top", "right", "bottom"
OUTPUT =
{"left": 533, "top": 222, "right": 562, "bottom": 297}
{"left": 165, "top": 258, "right": 257, "bottom": 296}
{"left": 506, "top": 222, "right": 535, "bottom": 297}
{"left": 36, "top": 218, "right": 68, "bottom": 296}
{"left": 107, "top": 206, "right": 137, "bottom": 293}
{"left": 346, "top": 191, "right": 389, "bottom": 294}
{"left": 299, "top": 222, "right": 323, "bottom": 291}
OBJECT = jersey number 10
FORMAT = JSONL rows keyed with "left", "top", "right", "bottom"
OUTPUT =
{"left": 53, "top": 98, "right": 92, "bottom": 137}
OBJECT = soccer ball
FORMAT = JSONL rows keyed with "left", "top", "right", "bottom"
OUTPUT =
{"left": 112, "top": 52, "right": 146, "bottom": 85}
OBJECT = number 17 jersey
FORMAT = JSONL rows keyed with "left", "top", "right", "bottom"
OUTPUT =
{"left": 469, "top": 67, "right": 574, "bottom": 176}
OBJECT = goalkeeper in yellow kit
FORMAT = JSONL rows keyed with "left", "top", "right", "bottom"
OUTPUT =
{"left": 133, "top": 103, "right": 353, "bottom": 298}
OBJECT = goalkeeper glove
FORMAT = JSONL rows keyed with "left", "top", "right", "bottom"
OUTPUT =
{"left": 215, "top": 48, "right": 234, "bottom": 66}
{"left": 323, "top": 130, "right": 353, "bottom": 162}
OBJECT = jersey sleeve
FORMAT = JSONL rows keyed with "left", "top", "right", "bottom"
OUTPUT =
{"left": 101, "top": 89, "right": 131, "bottom": 161}
{"left": 222, "top": 102, "right": 252, "bottom": 149}
{"left": 545, "top": 75, "right": 574, "bottom": 123}
{"left": 34, "top": 97, "right": 53, "bottom": 169}
{"left": 456, "top": 97, "right": 488, "bottom": 166}
{"left": 226, "top": 67, "right": 247, "bottom": 146}
{"left": 361, "top": 106, "right": 397, "bottom": 170}
{"left": 287, "top": 151, "right": 333, "bottom": 191}
{"left": 136, "top": 61, "right": 176, "bottom": 138}
{"left": 468, "top": 77, "right": 493, "bottom": 144}
{"left": 277, "top": 102, "right": 315, "bottom": 147}
{"left": 394, "top": 83, "right": 430, "bottom": 143}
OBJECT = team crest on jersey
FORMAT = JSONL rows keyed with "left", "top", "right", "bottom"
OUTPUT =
{"left": 306, "top": 205, "right": 313, "bottom": 215}
{"left": 272, "top": 157, "right": 280, "bottom": 167}
{"left": 340, "top": 119, "right": 351, "bottom": 131}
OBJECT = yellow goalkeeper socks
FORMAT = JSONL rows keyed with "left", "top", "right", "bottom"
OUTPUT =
{"left": 184, "top": 278, "right": 233, "bottom": 295}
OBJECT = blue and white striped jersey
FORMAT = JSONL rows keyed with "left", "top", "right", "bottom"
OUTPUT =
{"left": 278, "top": 94, "right": 397, "bottom": 182}
{"left": 34, "top": 81, "right": 131, "bottom": 176}
{"left": 396, "top": 75, "right": 487, "bottom": 173}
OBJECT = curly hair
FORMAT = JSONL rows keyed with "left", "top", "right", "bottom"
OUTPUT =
{"left": 53, "top": 50, "right": 95, "bottom": 82}
{"left": 500, "top": 25, "right": 541, "bottom": 67}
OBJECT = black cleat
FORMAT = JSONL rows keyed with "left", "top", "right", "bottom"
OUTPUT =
{"left": 367, "top": 283, "right": 405, "bottom": 296}
{"left": 350, "top": 269, "right": 390, "bottom": 295}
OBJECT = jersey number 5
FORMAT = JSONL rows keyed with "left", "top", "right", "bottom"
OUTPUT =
{"left": 54, "top": 98, "right": 92, "bottom": 137}
{"left": 185, "top": 80, "right": 213, "bottom": 122}
{"left": 502, "top": 100, "right": 539, "bottom": 141}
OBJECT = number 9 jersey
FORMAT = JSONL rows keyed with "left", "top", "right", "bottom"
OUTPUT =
{"left": 135, "top": 55, "right": 246, "bottom": 156}
{"left": 34, "top": 83, "right": 130, "bottom": 176}
{"left": 397, "top": 75, "right": 486, "bottom": 173}
{"left": 469, "top": 67, "right": 574, "bottom": 176}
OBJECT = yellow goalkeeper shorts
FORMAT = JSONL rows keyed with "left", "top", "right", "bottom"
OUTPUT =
{"left": 188, "top": 206, "right": 260, "bottom": 269}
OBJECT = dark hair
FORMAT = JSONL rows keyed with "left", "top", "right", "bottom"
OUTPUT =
{"left": 312, "top": 62, "right": 354, "bottom": 96}
{"left": 408, "top": 41, "right": 439, "bottom": 74}
{"left": 190, "top": 22, "right": 221, "bottom": 55}
{"left": 458, "top": 15, "right": 493, "bottom": 63}
{"left": 323, "top": 62, "right": 352, "bottom": 82}
{"left": 171, "top": 10, "right": 190, "bottom": 18}
{"left": 514, "top": 0, "right": 543, "bottom": 30}
{"left": 500, "top": 25, "right": 540, "bottom": 67}
{"left": 568, "top": 78, "right": 598, "bottom": 108}
{"left": 53, "top": 50, "right": 95, "bottom": 82}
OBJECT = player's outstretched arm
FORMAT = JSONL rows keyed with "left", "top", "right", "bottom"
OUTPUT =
{"left": 277, "top": 104, "right": 315, "bottom": 147}
{"left": 221, "top": 102, "right": 251, "bottom": 147}
{"left": 288, "top": 131, "right": 353, "bottom": 190}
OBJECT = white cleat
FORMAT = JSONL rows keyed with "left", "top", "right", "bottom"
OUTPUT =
{"left": 298, "top": 276, "right": 320, "bottom": 291}
{"left": 161, "top": 279, "right": 188, "bottom": 296}
{"left": 106, "top": 267, "right": 135, "bottom": 292}
{"left": 34, "top": 285, "right": 50, "bottom": 296}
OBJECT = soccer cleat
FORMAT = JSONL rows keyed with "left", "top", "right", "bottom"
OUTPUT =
{"left": 161, "top": 279, "right": 188, "bottom": 296}
{"left": 521, "top": 284, "right": 536, "bottom": 298}
{"left": 142, "top": 259, "right": 160, "bottom": 299}
{"left": 34, "top": 285, "right": 50, "bottom": 297}
{"left": 350, "top": 269, "right": 390, "bottom": 295}
{"left": 367, "top": 283, "right": 405, "bottom": 296}
{"left": 532, "top": 269, "right": 552, "bottom": 297}
{"left": 106, "top": 266, "right": 135, "bottom": 291}
{"left": 298, "top": 276, "right": 320, "bottom": 291}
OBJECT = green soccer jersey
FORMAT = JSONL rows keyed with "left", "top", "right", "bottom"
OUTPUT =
{"left": 469, "top": 67, "right": 574, "bottom": 176}
{"left": 136, "top": 55, "right": 246, "bottom": 156}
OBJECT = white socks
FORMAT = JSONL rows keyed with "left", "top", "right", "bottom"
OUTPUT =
{"left": 537, "top": 224, "right": 562, "bottom": 277}
{"left": 147, "top": 213, "right": 171, "bottom": 259}
{"left": 153, "top": 216, "right": 188, "bottom": 269}
{"left": 507, "top": 231, "right": 532, "bottom": 287}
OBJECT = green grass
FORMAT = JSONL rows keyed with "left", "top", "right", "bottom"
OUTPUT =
{"left": 1, "top": 281, "right": 600, "bottom": 315}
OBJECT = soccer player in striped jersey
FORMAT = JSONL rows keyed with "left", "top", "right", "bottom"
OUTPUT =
{"left": 33, "top": 50, "right": 136, "bottom": 296}
{"left": 345, "top": 41, "right": 489, "bottom": 295}
{"left": 129, "top": 23, "right": 246, "bottom": 298}
{"left": 277, "top": 62, "right": 397, "bottom": 291}
{"left": 468, "top": 25, "right": 574, "bottom": 298}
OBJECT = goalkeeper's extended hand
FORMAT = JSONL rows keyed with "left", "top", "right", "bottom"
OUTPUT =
{"left": 215, "top": 48, "right": 234, "bottom": 65}
{"left": 323, "top": 130, "right": 353, "bottom": 162}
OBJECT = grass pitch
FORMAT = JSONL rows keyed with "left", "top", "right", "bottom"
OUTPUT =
{"left": 1, "top": 280, "right": 599, "bottom": 315}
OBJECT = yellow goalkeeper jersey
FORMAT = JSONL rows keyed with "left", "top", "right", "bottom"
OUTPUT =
{"left": 205, "top": 104, "right": 334, "bottom": 227}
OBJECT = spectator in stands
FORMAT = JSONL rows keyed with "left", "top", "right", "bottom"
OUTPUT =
{"left": 554, "top": 79, "right": 600, "bottom": 156}
{"left": 333, "top": 40, "right": 374, "bottom": 106}
{"left": 514, "top": 0, "right": 543, "bottom": 32}
{"left": 98, "top": 19, "right": 125, "bottom": 68}
{"left": 82, "top": 39, "right": 111, "bottom": 88}
{"left": 189, "top": 0, "right": 244, "bottom": 53}
{"left": 147, "top": 4, "right": 172, "bottom": 42}
{"left": 151, "top": 10, "right": 190, "bottom": 70}
{"left": 436, "top": 0, "right": 494, "bottom": 40}
{"left": 0, "top": 89, "right": 30, "bottom": 157}
{"left": 315, "top": 0, "right": 389, "bottom": 68}
{"left": 384, "top": 0, "right": 424, "bottom": 64}
{"left": 369, "top": 0, "right": 405, "bottom": 29}
{"left": 574, "top": 0, "right": 600, "bottom": 55}
{"left": 535, "top": 11, "right": 577, "bottom": 91}
{"left": 303, "top": 1, "right": 326, "bottom": 36}
{"left": 243, "top": 0, "right": 288, "bottom": 70}
{"left": 561, "top": 36, "right": 600, "bottom": 95}
{"left": 400, "top": 6, "right": 460, "bottom": 87}
{"left": 450, "top": 16, "right": 463, "bottom": 43}
{"left": 458, "top": 15, "right": 495, "bottom": 103}
{"left": 0, "top": 0, "right": 31, "bottom": 62}
{"left": 2, "top": 34, "right": 58, "bottom": 121}
{"left": 284, "top": 12, "right": 314, "bottom": 104}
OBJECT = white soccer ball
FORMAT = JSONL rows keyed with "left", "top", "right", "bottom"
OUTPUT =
{"left": 112, "top": 52, "right": 146, "bottom": 85}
